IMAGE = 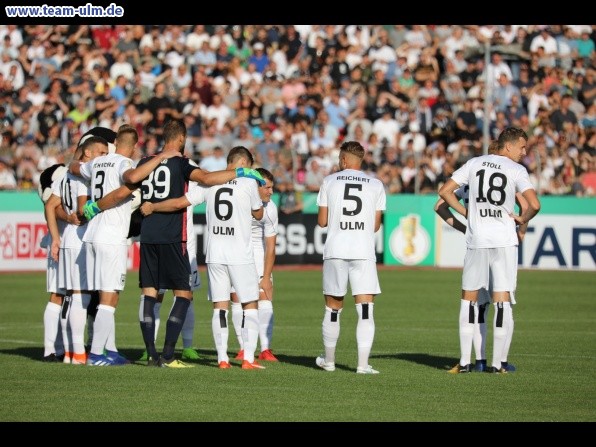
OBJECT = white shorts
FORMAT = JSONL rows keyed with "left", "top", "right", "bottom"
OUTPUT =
{"left": 323, "top": 259, "right": 381, "bottom": 297}
{"left": 158, "top": 256, "right": 201, "bottom": 295}
{"left": 58, "top": 247, "right": 89, "bottom": 292}
{"left": 46, "top": 254, "right": 66, "bottom": 295}
{"left": 254, "top": 250, "right": 265, "bottom": 277}
{"left": 207, "top": 263, "right": 259, "bottom": 304}
{"left": 248, "top": 249, "right": 274, "bottom": 293}
{"left": 462, "top": 246, "right": 517, "bottom": 304}
{"left": 85, "top": 242, "right": 128, "bottom": 292}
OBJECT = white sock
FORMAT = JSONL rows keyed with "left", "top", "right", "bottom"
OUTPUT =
{"left": 181, "top": 301, "right": 195, "bottom": 349}
{"left": 458, "top": 300, "right": 475, "bottom": 367}
{"left": 492, "top": 302, "right": 514, "bottom": 367}
{"left": 231, "top": 302, "right": 244, "bottom": 350}
{"left": 241, "top": 308, "right": 259, "bottom": 363}
{"left": 60, "top": 295, "right": 72, "bottom": 356}
{"left": 105, "top": 304, "right": 118, "bottom": 353}
{"left": 153, "top": 302, "right": 162, "bottom": 341}
{"left": 43, "top": 302, "right": 62, "bottom": 356}
{"left": 211, "top": 309, "right": 229, "bottom": 363}
{"left": 356, "top": 302, "right": 375, "bottom": 370}
{"left": 258, "top": 300, "right": 274, "bottom": 351}
{"left": 69, "top": 293, "right": 90, "bottom": 355}
{"left": 502, "top": 305, "right": 514, "bottom": 364}
{"left": 322, "top": 306, "right": 342, "bottom": 364}
{"left": 137, "top": 295, "right": 144, "bottom": 323}
{"left": 473, "top": 303, "right": 489, "bottom": 361}
{"left": 90, "top": 304, "right": 115, "bottom": 356}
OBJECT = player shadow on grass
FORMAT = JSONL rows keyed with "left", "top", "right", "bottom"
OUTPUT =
{"left": 3, "top": 346, "right": 357, "bottom": 371}
{"left": 0, "top": 346, "right": 44, "bottom": 361}
{"left": 274, "top": 353, "right": 354, "bottom": 372}
{"left": 370, "top": 352, "right": 456, "bottom": 370}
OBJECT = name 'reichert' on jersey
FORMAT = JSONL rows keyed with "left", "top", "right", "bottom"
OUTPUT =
{"left": 451, "top": 154, "right": 534, "bottom": 248}
{"left": 80, "top": 153, "right": 134, "bottom": 246}
{"left": 204, "top": 177, "right": 263, "bottom": 265}
{"left": 137, "top": 154, "right": 198, "bottom": 244}
{"left": 317, "top": 168, "right": 386, "bottom": 261}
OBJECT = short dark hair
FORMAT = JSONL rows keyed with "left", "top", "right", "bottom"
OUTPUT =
{"left": 339, "top": 140, "right": 365, "bottom": 161}
{"left": 256, "top": 167, "right": 274, "bottom": 183}
{"left": 163, "top": 119, "right": 187, "bottom": 143}
{"left": 227, "top": 146, "right": 253, "bottom": 166}
{"left": 78, "top": 136, "right": 108, "bottom": 159}
{"left": 497, "top": 127, "right": 528, "bottom": 150}
{"left": 116, "top": 124, "right": 138, "bottom": 147}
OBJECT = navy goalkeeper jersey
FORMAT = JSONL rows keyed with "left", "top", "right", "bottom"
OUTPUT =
{"left": 138, "top": 153, "right": 198, "bottom": 244}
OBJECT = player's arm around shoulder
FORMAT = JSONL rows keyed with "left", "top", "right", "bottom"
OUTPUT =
{"left": 139, "top": 195, "right": 191, "bottom": 216}
{"left": 250, "top": 182, "right": 264, "bottom": 221}
{"left": 190, "top": 166, "right": 236, "bottom": 186}
{"left": 96, "top": 183, "right": 137, "bottom": 212}
{"left": 123, "top": 151, "right": 180, "bottom": 184}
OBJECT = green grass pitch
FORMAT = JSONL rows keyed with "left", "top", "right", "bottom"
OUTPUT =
{"left": 0, "top": 268, "right": 594, "bottom": 422}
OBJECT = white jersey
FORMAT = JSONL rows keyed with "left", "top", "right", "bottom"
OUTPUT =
{"left": 451, "top": 154, "right": 534, "bottom": 249}
{"left": 186, "top": 180, "right": 200, "bottom": 262}
{"left": 251, "top": 200, "right": 278, "bottom": 255}
{"left": 201, "top": 177, "right": 262, "bottom": 265}
{"left": 79, "top": 153, "right": 134, "bottom": 246}
{"left": 317, "top": 168, "right": 386, "bottom": 261}
{"left": 49, "top": 175, "right": 68, "bottom": 239}
{"left": 52, "top": 172, "right": 89, "bottom": 249}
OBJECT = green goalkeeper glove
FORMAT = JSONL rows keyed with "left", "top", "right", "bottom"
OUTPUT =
{"left": 83, "top": 200, "right": 101, "bottom": 221}
{"left": 236, "top": 167, "right": 265, "bottom": 186}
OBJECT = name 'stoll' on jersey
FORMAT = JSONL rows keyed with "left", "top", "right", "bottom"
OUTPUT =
{"left": 317, "top": 169, "right": 386, "bottom": 261}
{"left": 54, "top": 172, "right": 89, "bottom": 249}
{"left": 80, "top": 153, "right": 134, "bottom": 246}
{"left": 451, "top": 154, "right": 534, "bottom": 249}
{"left": 204, "top": 177, "right": 263, "bottom": 265}
{"left": 138, "top": 154, "right": 198, "bottom": 244}
{"left": 251, "top": 200, "right": 278, "bottom": 253}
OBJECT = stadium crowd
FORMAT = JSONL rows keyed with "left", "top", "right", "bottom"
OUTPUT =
{"left": 0, "top": 24, "right": 594, "bottom": 197}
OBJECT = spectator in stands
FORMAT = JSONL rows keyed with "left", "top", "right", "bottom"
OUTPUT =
{"left": 0, "top": 157, "right": 16, "bottom": 190}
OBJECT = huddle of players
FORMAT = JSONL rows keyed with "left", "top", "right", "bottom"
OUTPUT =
{"left": 41, "top": 120, "right": 277, "bottom": 368}
{"left": 41, "top": 123, "right": 539, "bottom": 375}
{"left": 41, "top": 127, "right": 116, "bottom": 364}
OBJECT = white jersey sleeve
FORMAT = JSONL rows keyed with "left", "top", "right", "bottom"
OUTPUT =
{"left": 452, "top": 154, "right": 533, "bottom": 248}
{"left": 205, "top": 177, "right": 263, "bottom": 264}
{"left": 318, "top": 169, "right": 386, "bottom": 260}
{"left": 78, "top": 160, "right": 93, "bottom": 180}
{"left": 49, "top": 176, "right": 68, "bottom": 238}
{"left": 185, "top": 180, "right": 204, "bottom": 263}
{"left": 185, "top": 182, "right": 208, "bottom": 206}
{"left": 60, "top": 173, "right": 90, "bottom": 249}
{"left": 251, "top": 200, "right": 278, "bottom": 253}
{"left": 82, "top": 153, "right": 134, "bottom": 246}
